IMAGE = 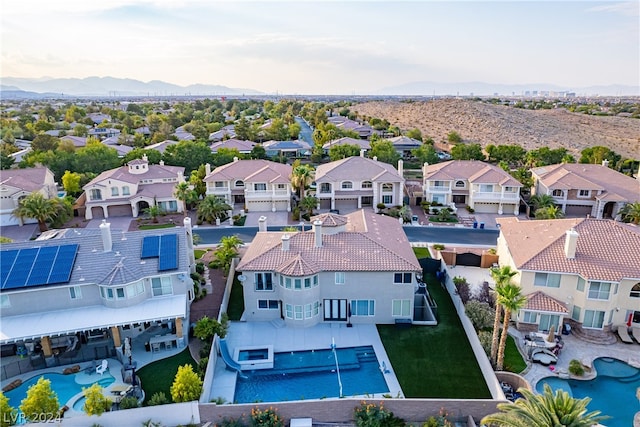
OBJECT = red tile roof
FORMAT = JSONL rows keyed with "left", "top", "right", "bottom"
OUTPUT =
{"left": 524, "top": 291, "right": 568, "bottom": 313}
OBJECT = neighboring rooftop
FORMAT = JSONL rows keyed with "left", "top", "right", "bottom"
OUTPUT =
{"left": 315, "top": 156, "right": 402, "bottom": 182}
{"left": 423, "top": 160, "right": 522, "bottom": 187}
{"left": 0, "top": 167, "right": 52, "bottom": 193}
{"left": 203, "top": 159, "right": 292, "bottom": 183}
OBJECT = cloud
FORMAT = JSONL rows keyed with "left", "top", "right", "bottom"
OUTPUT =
{"left": 586, "top": 1, "right": 639, "bottom": 16}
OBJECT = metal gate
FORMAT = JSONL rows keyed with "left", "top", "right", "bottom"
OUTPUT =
{"left": 456, "top": 252, "right": 481, "bottom": 267}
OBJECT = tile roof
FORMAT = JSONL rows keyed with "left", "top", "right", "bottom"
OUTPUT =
{"left": 237, "top": 210, "right": 421, "bottom": 276}
{"left": 497, "top": 217, "right": 640, "bottom": 282}
{"left": 0, "top": 167, "right": 52, "bottom": 193}
{"left": 322, "top": 137, "right": 370, "bottom": 150}
{"left": 524, "top": 291, "right": 568, "bottom": 313}
{"left": 315, "top": 156, "right": 402, "bottom": 182}
{"left": 423, "top": 160, "right": 521, "bottom": 187}
{"left": 147, "top": 140, "right": 180, "bottom": 154}
{"left": 532, "top": 163, "right": 640, "bottom": 202}
{"left": 387, "top": 136, "right": 422, "bottom": 147}
{"left": 84, "top": 162, "right": 184, "bottom": 187}
{"left": 210, "top": 138, "right": 255, "bottom": 153}
{"left": 310, "top": 213, "right": 348, "bottom": 227}
{"left": 203, "top": 159, "right": 292, "bottom": 183}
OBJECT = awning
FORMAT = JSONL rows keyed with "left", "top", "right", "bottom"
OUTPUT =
{"left": 0, "top": 295, "right": 187, "bottom": 343}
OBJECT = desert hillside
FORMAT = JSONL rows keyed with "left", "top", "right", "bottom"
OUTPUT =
{"left": 351, "top": 99, "right": 640, "bottom": 160}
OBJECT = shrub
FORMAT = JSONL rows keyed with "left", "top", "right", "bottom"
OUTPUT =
{"left": 118, "top": 396, "right": 139, "bottom": 410}
{"left": 195, "top": 262, "right": 205, "bottom": 275}
{"left": 433, "top": 244, "right": 445, "bottom": 250}
{"left": 465, "top": 205, "right": 475, "bottom": 213}
{"left": 147, "top": 392, "right": 169, "bottom": 406}
{"left": 199, "top": 342, "right": 212, "bottom": 359}
{"left": 465, "top": 300, "right": 495, "bottom": 331}
{"left": 1, "top": 392, "right": 17, "bottom": 427}
{"left": 376, "top": 203, "right": 387, "bottom": 212}
{"left": 197, "top": 357, "right": 209, "bottom": 379}
{"left": 354, "top": 401, "right": 405, "bottom": 427}
{"left": 250, "top": 407, "right": 283, "bottom": 427}
{"left": 208, "top": 260, "right": 220, "bottom": 269}
{"left": 20, "top": 377, "right": 60, "bottom": 422}
{"left": 478, "top": 330, "right": 493, "bottom": 357}
{"left": 170, "top": 365, "right": 203, "bottom": 403}
{"left": 82, "top": 383, "right": 110, "bottom": 416}
{"left": 292, "top": 207, "right": 300, "bottom": 221}
{"left": 569, "top": 359, "right": 585, "bottom": 377}
{"left": 453, "top": 277, "right": 470, "bottom": 304}
{"left": 218, "top": 416, "right": 244, "bottom": 427}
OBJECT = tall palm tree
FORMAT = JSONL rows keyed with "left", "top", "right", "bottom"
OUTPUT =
{"left": 12, "top": 193, "right": 65, "bottom": 232}
{"left": 620, "top": 202, "right": 640, "bottom": 224}
{"left": 174, "top": 182, "right": 194, "bottom": 217}
{"left": 489, "top": 266, "right": 518, "bottom": 363}
{"left": 197, "top": 196, "right": 231, "bottom": 225}
{"left": 529, "top": 194, "right": 556, "bottom": 211}
{"left": 481, "top": 384, "right": 608, "bottom": 427}
{"left": 290, "top": 163, "right": 315, "bottom": 201}
{"left": 496, "top": 283, "right": 527, "bottom": 370}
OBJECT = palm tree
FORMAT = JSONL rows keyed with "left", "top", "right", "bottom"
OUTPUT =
{"left": 12, "top": 193, "right": 65, "bottom": 232}
{"left": 534, "top": 205, "right": 564, "bottom": 220}
{"left": 197, "top": 196, "right": 231, "bottom": 225}
{"left": 496, "top": 283, "right": 527, "bottom": 370}
{"left": 174, "top": 182, "right": 194, "bottom": 217}
{"left": 481, "top": 384, "right": 608, "bottom": 427}
{"left": 529, "top": 194, "right": 556, "bottom": 211}
{"left": 143, "top": 204, "right": 163, "bottom": 223}
{"left": 299, "top": 195, "right": 318, "bottom": 217}
{"left": 290, "top": 163, "right": 315, "bottom": 201}
{"left": 489, "top": 266, "right": 518, "bottom": 363}
{"left": 619, "top": 202, "right": 640, "bottom": 224}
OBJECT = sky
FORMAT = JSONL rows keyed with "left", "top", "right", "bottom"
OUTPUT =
{"left": 1, "top": 0, "right": 638, "bottom": 94}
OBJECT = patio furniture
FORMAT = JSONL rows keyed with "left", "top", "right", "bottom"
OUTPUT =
{"left": 632, "top": 327, "right": 640, "bottom": 344}
{"left": 616, "top": 326, "right": 634, "bottom": 344}
{"left": 531, "top": 348, "right": 558, "bottom": 366}
{"left": 96, "top": 359, "right": 108, "bottom": 375}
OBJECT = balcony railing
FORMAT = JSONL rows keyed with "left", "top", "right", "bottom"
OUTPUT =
{"left": 473, "top": 192, "right": 519, "bottom": 201}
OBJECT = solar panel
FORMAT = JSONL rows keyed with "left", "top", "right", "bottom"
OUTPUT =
{"left": 4, "top": 247, "right": 38, "bottom": 289}
{"left": 158, "top": 234, "right": 178, "bottom": 271}
{"left": 0, "top": 244, "right": 78, "bottom": 289}
{"left": 47, "top": 244, "right": 79, "bottom": 284}
{"left": 26, "top": 246, "right": 58, "bottom": 286}
{"left": 141, "top": 236, "right": 160, "bottom": 258}
{"left": 0, "top": 250, "right": 19, "bottom": 288}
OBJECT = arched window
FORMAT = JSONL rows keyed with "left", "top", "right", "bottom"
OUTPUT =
{"left": 362, "top": 181, "right": 372, "bottom": 189}
{"left": 455, "top": 180, "right": 465, "bottom": 188}
{"left": 382, "top": 183, "right": 393, "bottom": 192}
{"left": 235, "top": 180, "right": 244, "bottom": 188}
{"left": 552, "top": 189, "right": 563, "bottom": 197}
{"left": 341, "top": 181, "right": 353, "bottom": 189}
{"left": 631, "top": 283, "right": 640, "bottom": 298}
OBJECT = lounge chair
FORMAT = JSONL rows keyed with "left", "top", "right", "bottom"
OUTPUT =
{"left": 616, "top": 326, "right": 634, "bottom": 344}
{"left": 632, "top": 327, "right": 640, "bottom": 344}
{"left": 96, "top": 359, "right": 108, "bottom": 375}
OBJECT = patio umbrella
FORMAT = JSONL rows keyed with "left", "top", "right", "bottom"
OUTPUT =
{"left": 124, "top": 337, "right": 132, "bottom": 364}
{"left": 546, "top": 325, "right": 556, "bottom": 342}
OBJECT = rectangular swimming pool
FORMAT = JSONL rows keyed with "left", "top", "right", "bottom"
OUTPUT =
{"left": 234, "top": 345, "right": 389, "bottom": 403}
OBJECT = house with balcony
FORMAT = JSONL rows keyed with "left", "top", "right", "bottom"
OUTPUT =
{"left": 0, "top": 167, "right": 58, "bottom": 227}
{"left": 236, "top": 211, "right": 433, "bottom": 327}
{"left": 495, "top": 217, "right": 640, "bottom": 342}
{"left": 0, "top": 220, "right": 196, "bottom": 377}
{"left": 422, "top": 160, "right": 522, "bottom": 214}
{"left": 203, "top": 158, "right": 293, "bottom": 212}
{"left": 531, "top": 161, "right": 640, "bottom": 219}
{"left": 314, "top": 154, "right": 405, "bottom": 212}
{"left": 82, "top": 155, "right": 185, "bottom": 220}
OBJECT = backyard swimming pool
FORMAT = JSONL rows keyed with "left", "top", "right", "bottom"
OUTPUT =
{"left": 5, "top": 372, "right": 115, "bottom": 413}
{"left": 234, "top": 345, "right": 389, "bottom": 403}
{"left": 536, "top": 357, "right": 640, "bottom": 427}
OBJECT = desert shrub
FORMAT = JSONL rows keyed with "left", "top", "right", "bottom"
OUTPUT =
{"left": 569, "top": 359, "right": 585, "bottom": 376}
{"left": 354, "top": 401, "right": 405, "bottom": 427}
{"left": 147, "top": 392, "right": 169, "bottom": 406}
{"left": 478, "top": 330, "right": 493, "bottom": 357}
{"left": 465, "top": 300, "right": 495, "bottom": 331}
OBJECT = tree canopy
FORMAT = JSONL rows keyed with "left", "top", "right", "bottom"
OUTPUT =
{"left": 369, "top": 140, "right": 400, "bottom": 165}
{"left": 170, "top": 365, "right": 203, "bottom": 403}
{"left": 19, "top": 377, "right": 60, "bottom": 423}
{"left": 451, "top": 143, "right": 485, "bottom": 161}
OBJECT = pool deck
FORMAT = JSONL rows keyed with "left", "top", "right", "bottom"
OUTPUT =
{"left": 210, "top": 322, "right": 403, "bottom": 403}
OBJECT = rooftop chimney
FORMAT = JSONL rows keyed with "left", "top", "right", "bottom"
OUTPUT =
{"left": 205, "top": 163, "right": 211, "bottom": 175}
{"left": 313, "top": 220, "right": 323, "bottom": 248}
{"left": 564, "top": 228, "right": 579, "bottom": 259}
{"left": 397, "top": 159, "right": 403, "bottom": 177}
{"left": 281, "top": 234, "right": 290, "bottom": 251}
{"left": 258, "top": 216, "right": 267, "bottom": 232}
{"left": 601, "top": 159, "right": 609, "bottom": 168}
{"left": 99, "top": 220, "right": 112, "bottom": 252}
{"left": 360, "top": 149, "right": 365, "bottom": 157}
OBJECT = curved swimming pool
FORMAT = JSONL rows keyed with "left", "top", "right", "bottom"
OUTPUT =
{"left": 536, "top": 357, "right": 640, "bottom": 427}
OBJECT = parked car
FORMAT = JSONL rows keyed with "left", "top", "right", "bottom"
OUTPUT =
{"left": 531, "top": 348, "right": 558, "bottom": 366}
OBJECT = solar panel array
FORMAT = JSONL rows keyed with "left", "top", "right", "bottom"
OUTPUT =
{"left": 1, "top": 244, "right": 79, "bottom": 290}
{"left": 141, "top": 234, "right": 178, "bottom": 271}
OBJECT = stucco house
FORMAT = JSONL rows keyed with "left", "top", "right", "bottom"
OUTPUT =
{"left": 82, "top": 156, "right": 185, "bottom": 220}
{"left": 210, "top": 138, "right": 255, "bottom": 155}
{"left": 322, "top": 137, "right": 371, "bottom": 155}
{"left": 236, "top": 211, "right": 432, "bottom": 327}
{"left": 496, "top": 217, "right": 640, "bottom": 342}
{"left": 203, "top": 159, "right": 293, "bottom": 212}
{"left": 0, "top": 220, "right": 196, "bottom": 373}
{"left": 314, "top": 154, "right": 405, "bottom": 212}
{"left": 531, "top": 161, "right": 640, "bottom": 219}
{"left": 0, "top": 167, "right": 58, "bottom": 227}
{"left": 387, "top": 136, "right": 422, "bottom": 159}
{"left": 422, "top": 160, "right": 522, "bottom": 214}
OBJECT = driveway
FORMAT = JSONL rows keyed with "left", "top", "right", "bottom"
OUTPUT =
{"left": 0, "top": 223, "right": 39, "bottom": 242}
{"left": 86, "top": 217, "right": 134, "bottom": 232}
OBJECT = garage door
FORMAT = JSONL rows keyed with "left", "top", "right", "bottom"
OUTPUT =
{"left": 247, "top": 200, "right": 272, "bottom": 212}
{"left": 1, "top": 213, "right": 20, "bottom": 226}
{"left": 91, "top": 206, "right": 105, "bottom": 219}
{"left": 274, "top": 201, "right": 289, "bottom": 212}
{"left": 473, "top": 203, "right": 500, "bottom": 213}
{"left": 319, "top": 199, "right": 331, "bottom": 210}
{"left": 565, "top": 204, "right": 592, "bottom": 217}
{"left": 335, "top": 199, "right": 358, "bottom": 211}
{"left": 107, "top": 204, "right": 133, "bottom": 217}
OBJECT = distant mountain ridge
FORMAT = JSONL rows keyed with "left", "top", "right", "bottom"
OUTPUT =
{"left": 0, "top": 76, "right": 263, "bottom": 97}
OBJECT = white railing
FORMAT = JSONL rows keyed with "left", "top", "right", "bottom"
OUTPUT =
{"left": 473, "top": 192, "right": 519, "bottom": 202}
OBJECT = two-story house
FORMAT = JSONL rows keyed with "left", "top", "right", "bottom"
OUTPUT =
{"left": 322, "top": 137, "right": 371, "bottom": 155}
{"left": 422, "top": 160, "right": 522, "bottom": 214}
{"left": 531, "top": 161, "right": 640, "bottom": 219}
{"left": 203, "top": 159, "right": 293, "bottom": 212}
{"left": 0, "top": 220, "right": 195, "bottom": 372}
{"left": 236, "top": 210, "right": 428, "bottom": 327}
{"left": 0, "top": 167, "right": 58, "bottom": 227}
{"left": 83, "top": 155, "right": 185, "bottom": 220}
{"left": 496, "top": 217, "right": 640, "bottom": 342}
{"left": 314, "top": 154, "right": 405, "bottom": 212}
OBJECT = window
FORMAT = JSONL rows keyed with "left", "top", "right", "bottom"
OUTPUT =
{"left": 90, "top": 189, "right": 102, "bottom": 200}
{"left": 504, "top": 186, "right": 516, "bottom": 193}
{"left": 284, "top": 277, "right": 292, "bottom": 289}
{"left": 588, "top": 282, "right": 611, "bottom": 300}
{"left": 433, "top": 180, "right": 445, "bottom": 188}
{"left": 313, "top": 275, "right": 318, "bottom": 287}
{"left": 215, "top": 181, "right": 225, "bottom": 188}
{"left": 578, "top": 189, "right": 590, "bottom": 197}
{"left": 313, "top": 300, "right": 320, "bottom": 316}
{"left": 151, "top": 276, "right": 173, "bottom": 296}
{"left": 479, "top": 184, "right": 494, "bottom": 193}
{"left": 235, "top": 180, "right": 244, "bottom": 187}
{"left": 534, "top": 272, "right": 561, "bottom": 288}
{"left": 382, "top": 195, "right": 392, "bottom": 204}
{"left": 255, "top": 273, "right": 273, "bottom": 291}
{"left": 431, "top": 194, "right": 446, "bottom": 204}
{"left": 583, "top": 310, "right": 605, "bottom": 329}
{"left": 351, "top": 300, "right": 375, "bottom": 316}
{"left": 552, "top": 189, "right": 563, "bottom": 197}
{"left": 294, "top": 305, "right": 303, "bottom": 320}
{"left": 362, "top": 181, "right": 372, "bottom": 189}
{"left": 294, "top": 279, "right": 302, "bottom": 290}
{"left": 258, "top": 300, "right": 279, "bottom": 310}
{"left": 320, "top": 183, "right": 331, "bottom": 193}
{"left": 277, "top": 184, "right": 286, "bottom": 189}
{"left": 254, "top": 183, "right": 267, "bottom": 192}
{"left": 392, "top": 300, "right": 411, "bottom": 317}
{"left": 341, "top": 181, "right": 353, "bottom": 189}
{"left": 522, "top": 311, "right": 537, "bottom": 323}
{"left": 126, "top": 281, "right": 145, "bottom": 298}
{"left": 285, "top": 304, "right": 293, "bottom": 319}
{"left": 571, "top": 305, "right": 581, "bottom": 321}
{"left": 382, "top": 183, "right": 393, "bottom": 192}
{"left": 455, "top": 180, "right": 465, "bottom": 188}
{"left": 631, "top": 283, "right": 640, "bottom": 298}
{"left": 335, "top": 272, "right": 345, "bottom": 284}
{"left": 1, "top": 294, "right": 10, "bottom": 308}
{"left": 111, "top": 187, "right": 119, "bottom": 196}
{"left": 305, "top": 303, "right": 313, "bottom": 318}
{"left": 393, "top": 273, "right": 412, "bottom": 284}
{"left": 122, "top": 186, "right": 130, "bottom": 196}
{"left": 577, "top": 277, "right": 585, "bottom": 292}
{"left": 116, "top": 288, "right": 125, "bottom": 299}
{"left": 69, "top": 286, "right": 82, "bottom": 300}
{"left": 304, "top": 278, "right": 311, "bottom": 289}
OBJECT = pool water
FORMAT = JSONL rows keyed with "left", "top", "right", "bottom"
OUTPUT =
{"left": 536, "top": 357, "right": 640, "bottom": 427}
{"left": 5, "top": 372, "right": 115, "bottom": 412}
{"left": 234, "top": 345, "right": 389, "bottom": 403}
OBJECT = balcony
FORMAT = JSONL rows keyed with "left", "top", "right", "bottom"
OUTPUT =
{"left": 427, "top": 186, "right": 451, "bottom": 192}
{"left": 245, "top": 190, "right": 290, "bottom": 200}
{"left": 473, "top": 192, "right": 519, "bottom": 202}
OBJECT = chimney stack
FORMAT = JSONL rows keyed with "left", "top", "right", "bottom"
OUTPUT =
{"left": 99, "top": 220, "right": 112, "bottom": 252}
{"left": 564, "top": 228, "right": 579, "bottom": 259}
{"left": 313, "top": 220, "right": 323, "bottom": 248}
{"left": 258, "top": 216, "right": 267, "bottom": 232}
{"left": 398, "top": 159, "right": 403, "bottom": 177}
{"left": 281, "top": 234, "right": 290, "bottom": 251}
{"left": 205, "top": 163, "right": 211, "bottom": 175}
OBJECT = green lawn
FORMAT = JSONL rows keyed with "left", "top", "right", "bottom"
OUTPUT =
{"left": 412, "top": 247, "right": 431, "bottom": 259}
{"left": 136, "top": 349, "right": 196, "bottom": 405}
{"left": 227, "top": 275, "right": 244, "bottom": 321}
{"left": 378, "top": 274, "right": 491, "bottom": 399}
{"left": 194, "top": 249, "right": 207, "bottom": 259}
{"left": 138, "top": 223, "right": 177, "bottom": 230}
{"left": 503, "top": 335, "right": 527, "bottom": 373}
